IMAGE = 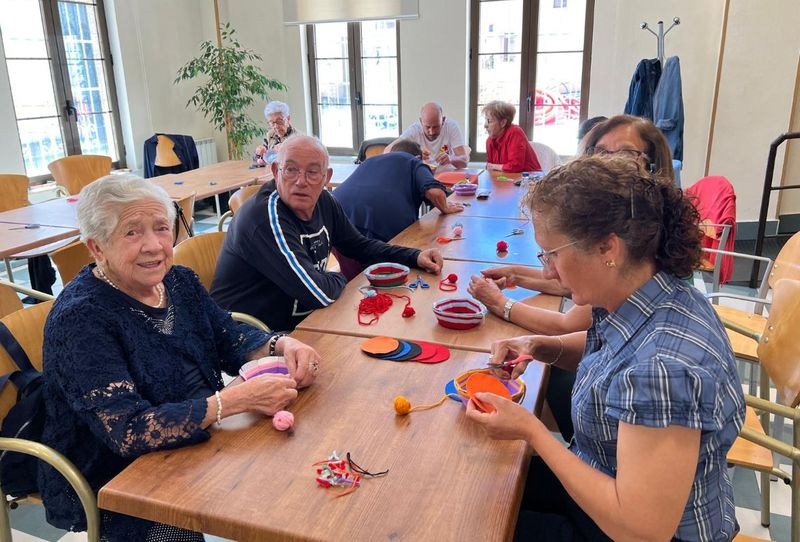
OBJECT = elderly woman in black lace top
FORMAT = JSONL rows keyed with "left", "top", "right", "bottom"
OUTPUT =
{"left": 38, "top": 174, "right": 320, "bottom": 541}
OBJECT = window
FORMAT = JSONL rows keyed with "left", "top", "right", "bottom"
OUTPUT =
{"left": 0, "top": 0, "right": 124, "bottom": 181}
{"left": 307, "top": 20, "right": 400, "bottom": 155}
{"left": 469, "top": 0, "right": 593, "bottom": 157}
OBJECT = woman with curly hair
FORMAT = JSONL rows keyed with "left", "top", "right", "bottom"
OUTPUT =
{"left": 467, "top": 155, "right": 745, "bottom": 541}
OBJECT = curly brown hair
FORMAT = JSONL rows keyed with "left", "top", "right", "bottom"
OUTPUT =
{"left": 524, "top": 155, "right": 701, "bottom": 277}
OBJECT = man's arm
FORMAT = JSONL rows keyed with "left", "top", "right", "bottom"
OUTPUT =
{"left": 424, "top": 187, "right": 463, "bottom": 215}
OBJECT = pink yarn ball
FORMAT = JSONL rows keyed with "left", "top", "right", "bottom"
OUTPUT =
{"left": 272, "top": 410, "right": 295, "bottom": 431}
{"left": 453, "top": 226, "right": 463, "bottom": 237}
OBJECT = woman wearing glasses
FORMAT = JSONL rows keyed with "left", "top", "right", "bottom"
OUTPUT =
{"left": 467, "top": 155, "right": 744, "bottom": 541}
{"left": 262, "top": 100, "right": 297, "bottom": 151}
{"left": 482, "top": 100, "right": 542, "bottom": 173}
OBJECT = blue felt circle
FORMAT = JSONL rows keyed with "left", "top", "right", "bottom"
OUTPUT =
{"left": 445, "top": 379, "right": 461, "bottom": 402}
{"left": 381, "top": 341, "right": 412, "bottom": 361}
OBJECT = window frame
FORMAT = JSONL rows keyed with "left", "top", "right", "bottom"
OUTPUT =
{"left": 5, "top": 0, "right": 126, "bottom": 184}
{"left": 468, "top": 0, "right": 594, "bottom": 161}
{"left": 306, "top": 20, "right": 402, "bottom": 156}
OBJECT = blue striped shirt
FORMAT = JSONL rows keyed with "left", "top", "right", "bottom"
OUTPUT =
{"left": 572, "top": 271, "right": 745, "bottom": 541}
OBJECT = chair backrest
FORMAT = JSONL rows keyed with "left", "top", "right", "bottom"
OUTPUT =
{"left": 174, "top": 193, "right": 196, "bottom": 246}
{"left": 0, "top": 300, "right": 53, "bottom": 424}
{"left": 758, "top": 279, "right": 800, "bottom": 408}
{"left": 0, "top": 283, "right": 24, "bottom": 319}
{"left": 529, "top": 141, "right": 562, "bottom": 173}
{"left": 50, "top": 241, "right": 93, "bottom": 285}
{"left": 0, "top": 174, "right": 30, "bottom": 213}
{"left": 173, "top": 232, "right": 226, "bottom": 290}
{"left": 355, "top": 137, "right": 396, "bottom": 164}
{"left": 768, "top": 231, "right": 800, "bottom": 289}
{"left": 229, "top": 184, "right": 261, "bottom": 215}
{"left": 47, "top": 155, "right": 112, "bottom": 196}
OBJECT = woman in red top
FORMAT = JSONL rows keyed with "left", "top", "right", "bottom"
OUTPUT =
{"left": 483, "top": 100, "right": 542, "bottom": 173}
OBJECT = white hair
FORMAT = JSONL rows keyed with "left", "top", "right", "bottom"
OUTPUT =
{"left": 77, "top": 173, "right": 175, "bottom": 243}
{"left": 264, "top": 101, "right": 290, "bottom": 119}
{"left": 276, "top": 134, "right": 329, "bottom": 170}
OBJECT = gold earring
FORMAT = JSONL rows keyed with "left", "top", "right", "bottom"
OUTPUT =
{"left": 605, "top": 260, "right": 616, "bottom": 268}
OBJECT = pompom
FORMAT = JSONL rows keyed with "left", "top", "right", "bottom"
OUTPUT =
{"left": 402, "top": 306, "right": 416, "bottom": 318}
{"left": 496, "top": 240, "right": 508, "bottom": 252}
{"left": 446, "top": 273, "right": 458, "bottom": 283}
{"left": 452, "top": 225, "right": 463, "bottom": 237}
{"left": 272, "top": 410, "right": 295, "bottom": 431}
{"left": 393, "top": 396, "right": 412, "bottom": 415}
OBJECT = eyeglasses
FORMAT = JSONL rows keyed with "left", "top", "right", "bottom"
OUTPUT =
{"left": 279, "top": 165, "right": 326, "bottom": 185}
{"left": 537, "top": 240, "right": 577, "bottom": 267}
{"left": 268, "top": 118, "right": 287, "bottom": 127}
{"left": 587, "top": 146, "right": 649, "bottom": 162}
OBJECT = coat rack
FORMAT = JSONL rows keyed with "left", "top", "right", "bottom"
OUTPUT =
{"left": 641, "top": 17, "right": 680, "bottom": 66}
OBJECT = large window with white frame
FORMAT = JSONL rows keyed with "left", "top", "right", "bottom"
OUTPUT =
{"left": 307, "top": 20, "right": 400, "bottom": 155}
{"left": 469, "top": 0, "right": 593, "bottom": 157}
{"left": 0, "top": 0, "right": 124, "bottom": 181}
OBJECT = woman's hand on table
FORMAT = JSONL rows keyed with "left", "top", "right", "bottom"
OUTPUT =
{"left": 276, "top": 336, "right": 320, "bottom": 388}
{"left": 226, "top": 374, "right": 298, "bottom": 417}
{"left": 468, "top": 275, "right": 506, "bottom": 315}
{"left": 465, "top": 393, "right": 539, "bottom": 442}
{"left": 480, "top": 266, "right": 516, "bottom": 289}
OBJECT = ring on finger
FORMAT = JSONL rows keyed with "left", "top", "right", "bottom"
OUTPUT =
{"left": 311, "top": 361, "right": 320, "bottom": 371}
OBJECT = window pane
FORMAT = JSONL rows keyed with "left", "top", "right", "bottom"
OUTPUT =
{"left": 66, "top": 59, "right": 112, "bottom": 112}
{"left": 479, "top": 1, "right": 523, "bottom": 54}
{"left": 58, "top": 1, "right": 102, "bottom": 60}
{"left": 477, "top": 53, "right": 521, "bottom": 104}
{"left": 363, "top": 105, "right": 398, "bottom": 140}
{"left": 18, "top": 117, "right": 67, "bottom": 176}
{"left": 314, "top": 22, "right": 348, "bottom": 58}
{"left": 533, "top": 52, "right": 582, "bottom": 155}
{"left": 538, "top": 0, "right": 586, "bottom": 52}
{"left": 316, "top": 59, "right": 351, "bottom": 106}
{"left": 318, "top": 105, "right": 353, "bottom": 149}
{"left": 0, "top": 0, "right": 49, "bottom": 58}
{"left": 361, "top": 20, "right": 396, "bottom": 57}
{"left": 361, "top": 57, "right": 397, "bottom": 106}
{"left": 6, "top": 59, "right": 60, "bottom": 119}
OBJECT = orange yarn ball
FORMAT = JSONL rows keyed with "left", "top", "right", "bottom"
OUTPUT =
{"left": 393, "top": 395, "right": 412, "bottom": 415}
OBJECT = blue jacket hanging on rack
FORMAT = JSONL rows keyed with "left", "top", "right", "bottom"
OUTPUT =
{"left": 653, "top": 56, "right": 684, "bottom": 162}
{"left": 624, "top": 59, "right": 661, "bottom": 120}
{"left": 142, "top": 134, "right": 199, "bottom": 178}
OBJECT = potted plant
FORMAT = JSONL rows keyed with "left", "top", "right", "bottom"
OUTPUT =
{"left": 175, "top": 23, "right": 287, "bottom": 160}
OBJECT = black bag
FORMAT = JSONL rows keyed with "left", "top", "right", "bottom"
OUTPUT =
{"left": 0, "top": 321, "right": 46, "bottom": 497}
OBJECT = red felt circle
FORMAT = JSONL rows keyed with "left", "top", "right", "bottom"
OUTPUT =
{"left": 415, "top": 344, "right": 451, "bottom": 363}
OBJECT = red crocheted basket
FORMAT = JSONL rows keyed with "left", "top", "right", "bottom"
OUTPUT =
{"left": 432, "top": 297, "right": 487, "bottom": 330}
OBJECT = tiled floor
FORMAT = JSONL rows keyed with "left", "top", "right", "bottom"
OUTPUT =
{"left": 1, "top": 213, "right": 791, "bottom": 541}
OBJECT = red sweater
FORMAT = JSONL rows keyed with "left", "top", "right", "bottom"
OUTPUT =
{"left": 486, "top": 124, "right": 541, "bottom": 172}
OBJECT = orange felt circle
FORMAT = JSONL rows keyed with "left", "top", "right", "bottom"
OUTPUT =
{"left": 361, "top": 336, "right": 400, "bottom": 355}
{"left": 465, "top": 373, "right": 512, "bottom": 413}
{"left": 435, "top": 171, "right": 478, "bottom": 185}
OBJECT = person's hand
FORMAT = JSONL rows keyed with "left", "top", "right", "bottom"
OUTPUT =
{"left": 489, "top": 336, "right": 538, "bottom": 379}
{"left": 486, "top": 163, "right": 503, "bottom": 172}
{"left": 435, "top": 152, "right": 451, "bottom": 166}
{"left": 467, "top": 275, "right": 506, "bottom": 314}
{"left": 276, "top": 336, "right": 320, "bottom": 388}
{"left": 421, "top": 147, "right": 432, "bottom": 161}
{"left": 442, "top": 202, "right": 464, "bottom": 214}
{"left": 480, "top": 266, "right": 516, "bottom": 290}
{"left": 417, "top": 248, "right": 443, "bottom": 274}
{"left": 465, "top": 393, "right": 538, "bottom": 441}
{"left": 237, "top": 375, "right": 298, "bottom": 416}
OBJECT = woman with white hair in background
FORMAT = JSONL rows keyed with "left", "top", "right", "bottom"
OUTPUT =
{"left": 38, "top": 174, "right": 320, "bottom": 541}
{"left": 262, "top": 100, "right": 296, "bottom": 151}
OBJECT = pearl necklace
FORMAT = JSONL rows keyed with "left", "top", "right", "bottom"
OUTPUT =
{"left": 96, "top": 266, "right": 165, "bottom": 308}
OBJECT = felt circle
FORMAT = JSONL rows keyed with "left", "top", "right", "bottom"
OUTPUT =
{"left": 409, "top": 341, "right": 439, "bottom": 362}
{"left": 445, "top": 378, "right": 460, "bottom": 402}
{"left": 436, "top": 171, "right": 478, "bottom": 185}
{"left": 365, "top": 343, "right": 404, "bottom": 359}
{"left": 385, "top": 341, "right": 423, "bottom": 361}
{"left": 465, "top": 373, "right": 512, "bottom": 413}
{"left": 379, "top": 340, "right": 412, "bottom": 360}
{"left": 361, "top": 336, "right": 400, "bottom": 355}
{"left": 415, "top": 344, "right": 451, "bottom": 364}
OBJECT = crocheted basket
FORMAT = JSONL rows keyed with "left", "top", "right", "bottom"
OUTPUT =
{"left": 452, "top": 182, "right": 478, "bottom": 196}
{"left": 364, "top": 263, "right": 410, "bottom": 288}
{"left": 454, "top": 368, "right": 526, "bottom": 405}
{"left": 432, "top": 297, "right": 487, "bottom": 329}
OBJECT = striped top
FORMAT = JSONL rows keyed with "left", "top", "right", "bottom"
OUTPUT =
{"left": 572, "top": 271, "right": 745, "bottom": 541}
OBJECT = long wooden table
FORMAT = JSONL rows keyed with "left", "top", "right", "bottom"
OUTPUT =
{"left": 151, "top": 160, "right": 272, "bottom": 200}
{"left": 391, "top": 213, "right": 543, "bottom": 267}
{"left": 99, "top": 331, "right": 549, "bottom": 541}
{"left": 297, "top": 260, "right": 561, "bottom": 352}
{"left": 0, "top": 197, "right": 80, "bottom": 229}
{"left": 0, "top": 222, "right": 78, "bottom": 258}
{"left": 448, "top": 170, "right": 529, "bottom": 219}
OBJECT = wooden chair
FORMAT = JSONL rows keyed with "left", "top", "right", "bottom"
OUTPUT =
{"left": 0, "top": 300, "right": 99, "bottom": 541}
{"left": 174, "top": 193, "right": 196, "bottom": 246}
{"left": 0, "top": 174, "right": 30, "bottom": 213}
{"left": 217, "top": 184, "right": 261, "bottom": 231}
{"left": 47, "top": 155, "right": 112, "bottom": 196}
{"left": 723, "top": 279, "right": 800, "bottom": 540}
{"left": 0, "top": 281, "right": 54, "bottom": 319}
{"left": 173, "top": 232, "right": 226, "bottom": 291}
{"left": 355, "top": 137, "right": 395, "bottom": 164}
{"left": 50, "top": 241, "right": 93, "bottom": 286}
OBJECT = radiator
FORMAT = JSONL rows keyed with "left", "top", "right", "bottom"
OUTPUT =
{"left": 195, "top": 138, "right": 218, "bottom": 167}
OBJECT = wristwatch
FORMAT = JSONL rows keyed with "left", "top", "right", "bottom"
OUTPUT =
{"left": 502, "top": 298, "right": 516, "bottom": 322}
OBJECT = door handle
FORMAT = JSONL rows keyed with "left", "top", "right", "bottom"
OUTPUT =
{"left": 526, "top": 93, "right": 532, "bottom": 113}
{"left": 65, "top": 99, "right": 78, "bottom": 119}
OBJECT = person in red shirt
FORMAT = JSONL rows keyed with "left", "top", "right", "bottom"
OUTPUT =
{"left": 482, "top": 100, "right": 542, "bottom": 173}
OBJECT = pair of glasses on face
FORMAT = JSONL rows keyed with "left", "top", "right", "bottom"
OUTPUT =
{"left": 587, "top": 146, "right": 649, "bottom": 162}
{"left": 279, "top": 166, "right": 326, "bottom": 185}
{"left": 536, "top": 240, "right": 577, "bottom": 267}
{"left": 268, "top": 118, "right": 287, "bottom": 127}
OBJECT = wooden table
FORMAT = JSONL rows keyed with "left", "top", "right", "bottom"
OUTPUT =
{"left": 297, "top": 260, "right": 561, "bottom": 352}
{"left": 391, "top": 213, "right": 542, "bottom": 267}
{"left": 449, "top": 170, "right": 529, "bottom": 220}
{"left": 151, "top": 160, "right": 272, "bottom": 200}
{"left": 99, "top": 331, "right": 548, "bottom": 541}
{"left": 329, "top": 162, "right": 359, "bottom": 187}
{"left": 0, "top": 222, "right": 78, "bottom": 258}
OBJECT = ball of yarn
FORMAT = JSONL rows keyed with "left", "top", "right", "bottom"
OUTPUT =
{"left": 402, "top": 306, "right": 416, "bottom": 318}
{"left": 496, "top": 240, "right": 509, "bottom": 252}
{"left": 446, "top": 273, "right": 458, "bottom": 283}
{"left": 452, "top": 225, "right": 463, "bottom": 237}
{"left": 272, "top": 410, "right": 295, "bottom": 431}
{"left": 393, "top": 396, "right": 412, "bottom": 415}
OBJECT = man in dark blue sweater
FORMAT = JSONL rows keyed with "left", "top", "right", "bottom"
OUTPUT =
{"left": 211, "top": 135, "right": 443, "bottom": 332}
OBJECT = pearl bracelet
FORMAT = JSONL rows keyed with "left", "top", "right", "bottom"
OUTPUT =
{"left": 268, "top": 333, "right": 287, "bottom": 356}
{"left": 215, "top": 390, "right": 222, "bottom": 426}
